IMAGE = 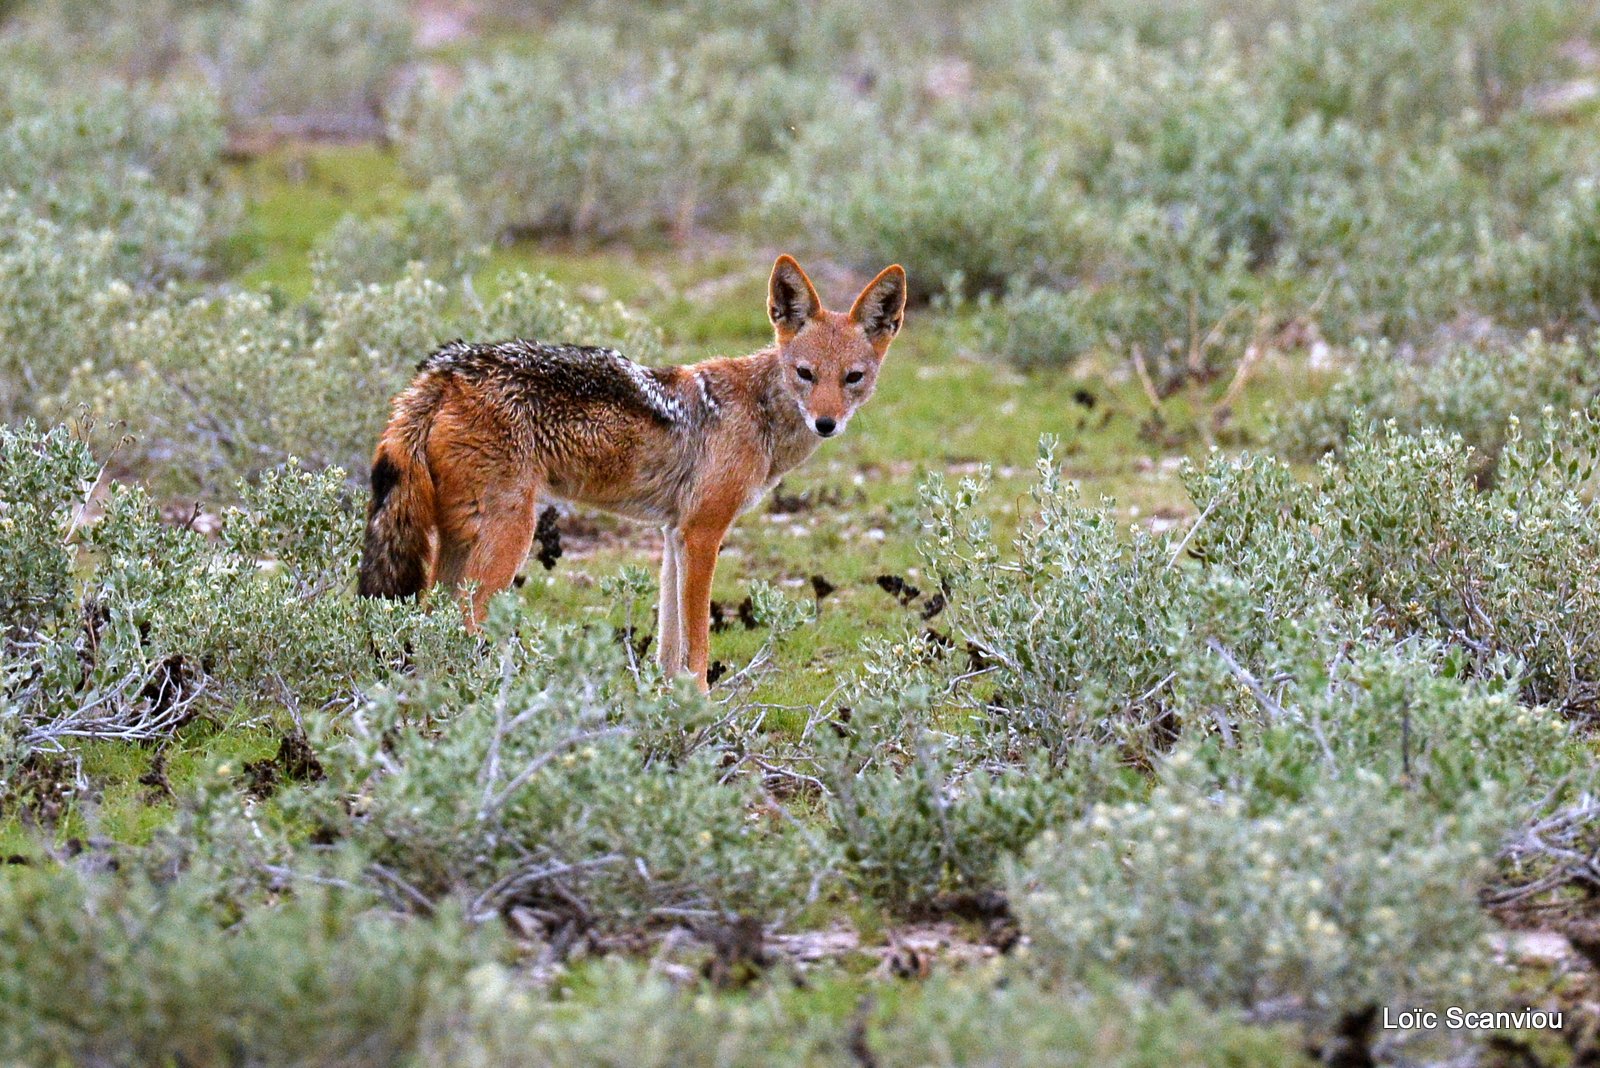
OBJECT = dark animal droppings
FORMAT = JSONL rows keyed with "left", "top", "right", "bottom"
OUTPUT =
{"left": 535, "top": 505, "right": 563, "bottom": 570}
{"left": 875, "top": 574, "right": 921, "bottom": 606}
{"left": 830, "top": 706, "right": 854, "bottom": 738}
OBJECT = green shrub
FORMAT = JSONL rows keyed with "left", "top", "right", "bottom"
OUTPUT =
{"left": 0, "top": 0, "right": 201, "bottom": 82}
{"left": 2, "top": 423, "right": 469, "bottom": 765}
{"left": 913, "top": 444, "right": 1335, "bottom": 763}
{"left": 395, "top": 31, "right": 789, "bottom": 239}
{"left": 969, "top": 285, "right": 1100, "bottom": 371}
{"left": 1040, "top": 0, "right": 1593, "bottom": 133}
{"left": 311, "top": 180, "right": 488, "bottom": 290}
{"left": 764, "top": 106, "right": 1098, "bottom": 297}
{"left": 1282, "top": 146, "right": 1485, "bottom": 341}
{"left": 0, "top": 421, "right": 99, "bottom": 635}
{"left": 0, "top": 867, "right": 490, "bottom": 1068}
{"left": 911, "top": 411, "right": 1600, "bottom": 767}
{"left": 1192, "top": 414, "right": 1600, "bottom": 716}
{"left": 1174, "top": 642, "right": 1578, "bottom": 820}
{"left": 1254, "top": 0, "right": 1594, "bottom": 132}
{"left": 1046, "top": 37, "right": 1368, "bottom": 268}
{"left": 1275, "top": 333, "right": 1600, "bottom": 464}
{"left": 79, "top": 267, "right": 660, "bottom": 497}
{"left": 1091, "top": 204, "right": 1265, "bottom": 388}
{"left": 474, "top": 270, "right": 664, "bottom": 365}
{"left": 818, "top": 689, "right": 1122, "bottom": 909}
{"left": 298, "top": 611, "right": 830, "bottom": 927}
{"left": 0, "top": 199, "right": 147, "bottom": 424}
{"left": 0, "top": 75, "right": 235, "bottom": 281}
{"left": 435, "top": 961, "right": 1306, "bottom": 1067}
{"left": 1478, "top": 176, "right": 1600, "bottom": 331}
{"left": 193, "top": 0, "right": 412, "bottom": 128}
{"left": 1013, "top": 771, "right": 1506, "bottom": 1026}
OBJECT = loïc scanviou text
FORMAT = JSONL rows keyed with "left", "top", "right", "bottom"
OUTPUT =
{"left": 1382, "top": 1007, "right": 1562, "bottom": 1031}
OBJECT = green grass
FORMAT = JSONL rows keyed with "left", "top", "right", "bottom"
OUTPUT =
{"left": 0, "top": 716, "right": 283, "bottom": 856}
{"left": 231, "top": 143, "right": 414, "bottom": 298}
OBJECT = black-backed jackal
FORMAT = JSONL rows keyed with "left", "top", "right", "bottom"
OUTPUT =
{"left": 358, "top": 256, "right": 907, "bottom": 690}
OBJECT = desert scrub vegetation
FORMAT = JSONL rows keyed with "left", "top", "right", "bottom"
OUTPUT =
{"left": 0, "top": 870, "right": 492, "bottom": 1068}
{"left": 1277, "top": 331, "right": 1600, "bottom": 464}
{"left": 1, "top": 422, "right": 468, "bottom": 766}
{"left": 192, "top": 0, "right": 412, "bottom": 134}
{"left": 0, "top": 862, "right": 1308, "bottom": 1066}
{"left": 1015, "top": 773, "right": 1506, "bottom": 1028}
{"left": 393, "top": 29, "right": 809, "bottom": 241}
{"left": 907, "top": 412, "right": 1600, "bottom": 760}
{"left": 10, "top": 0, "right": 1600, "bottom": 1061}
{"left": 0, "top": 75, "right": 237, "bottom": 282}
{"left": 0, "top": 0, "right": 413, "bottom": 133}
{"left": 309, "top": 178, "right": 487, "bottom": 289}
{"left": 289, "top": 614, "right": 831, "bottom": 927}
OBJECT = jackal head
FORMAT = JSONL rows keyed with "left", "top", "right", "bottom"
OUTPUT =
{"left": 767, "top": 255, "right": 907, "bottom": 439}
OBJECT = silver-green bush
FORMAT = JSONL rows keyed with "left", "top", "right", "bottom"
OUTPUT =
{"left": 193, "top": 0, "right": 412, "bottom": 130}
{"left": 0, "top": 75, "right": 235, "bottom": 281}
{"left": 394, "top": 31, "right": 794, "bottom": 239}
{"left": 0, "top": 868, "right": 489, "bottom": 1068}
{"left": 1275, "top": 333, "right": 1600, "bottom": 465}
{"left": 298, "top": 612, "right": 830, "bottom": 927}
{"left": 74, "top": 266, "right": 659, "bottom": 497}
{"left": 310, "top": 180, "right": 488, "bottom": 290}
{"left": 1013, "top": 772, "right": 1506, "bottom": 1026}
{"left": 435, "top": 961, "right": 1305, "bottom": 1067}
{"left": 913, "top": 413, "right": 1600, "bottom": 765}
{"left": 2, "top": 423, "right": 468, "bottom": 765}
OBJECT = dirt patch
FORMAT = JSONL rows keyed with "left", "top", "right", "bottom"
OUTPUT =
{"left": 710, "top": 596, "right": 761, "bottom": 634}
{"left": 769, "top": 481, "right": 854, "bottom": 515}
{"left": 413, "top": 0, "right": 477, "bottom": 49}
{"left": 4, "top": 752, "right": 83, "bottom": 827}
{"left": 241, "top": 729, "right": 325, "bottom": 799}
{"left": 138, "top": 749, "right": 174, "bottom": 802}
{"left": 764, "top": 920, "right": 1004, "bottom": 975}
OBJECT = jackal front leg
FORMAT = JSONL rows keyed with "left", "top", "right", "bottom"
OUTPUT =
{"left": 680, "top": 518, "right": 731, "bottom": 692}
{"left": 657, "top": 526, "right": 687, "bottom": 676}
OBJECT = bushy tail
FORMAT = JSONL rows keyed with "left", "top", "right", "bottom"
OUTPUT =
{"left": 357, "top": 435, "right": 436, "bottom": 599}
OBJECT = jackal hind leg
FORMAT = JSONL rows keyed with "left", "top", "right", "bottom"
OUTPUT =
{"left": 431, "top": 464, "right": 541, "bottom": 629}
{"left": 431, "top": 487, "right": 478, "bottom": 605}
{"left": 460, "top": 479, "right": 542, "bottom": 627}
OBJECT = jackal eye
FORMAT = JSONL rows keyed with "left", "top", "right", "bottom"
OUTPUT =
{"left": 796, "top": 366, "right": 814, "bottom": 382}
{"left": 844, "top": 370, "right": 865, "bottom": 385}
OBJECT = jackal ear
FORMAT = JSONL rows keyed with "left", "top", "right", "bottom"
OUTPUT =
{"left": 768, "top": 255, "right": 822, "bottom": 338}
{"left": 849, "top": 264, "right": 907, "bottom": 348}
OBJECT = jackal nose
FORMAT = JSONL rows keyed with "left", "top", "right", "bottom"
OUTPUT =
{"left": 814, "top": 417, "right": 837, "bottom": 437}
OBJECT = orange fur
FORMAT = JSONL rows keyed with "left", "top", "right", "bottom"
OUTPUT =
{"left": 358, "top": 256, "right": 908, "bottom": 690}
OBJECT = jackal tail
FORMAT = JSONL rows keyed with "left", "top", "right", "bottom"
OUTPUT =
{"left": 357, "top": 429, "right": 437, "bottom": 600}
